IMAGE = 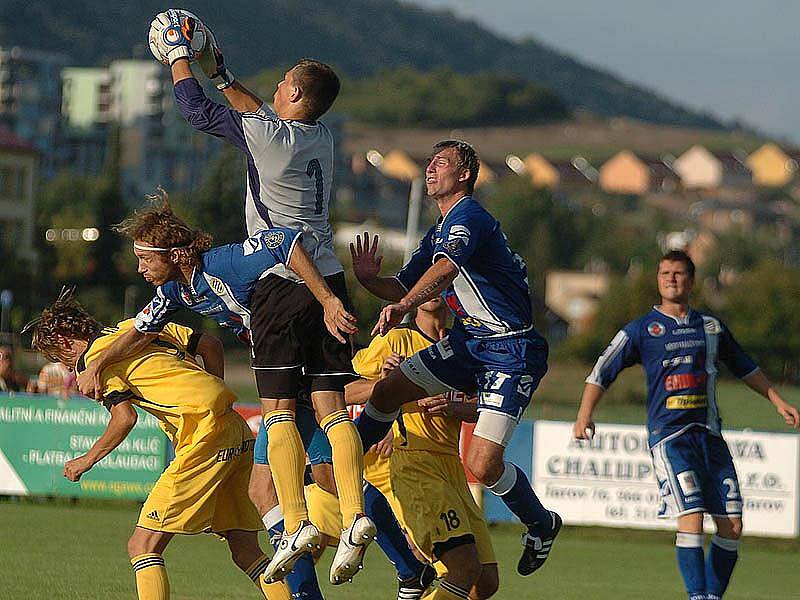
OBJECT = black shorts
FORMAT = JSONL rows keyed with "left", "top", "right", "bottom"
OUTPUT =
{"left": 250, "top": 272, "right": 357, "bottom": 398}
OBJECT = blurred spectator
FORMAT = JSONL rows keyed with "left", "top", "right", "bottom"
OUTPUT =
{"left": 30, "top": 362, "right": 77, "bottom": 398}
{"left": 0, "top": 345, "right": 29, "bottom": 392}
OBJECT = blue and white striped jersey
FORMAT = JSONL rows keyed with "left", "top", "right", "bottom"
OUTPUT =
{"left": 396, "top": 196, "right": 537, "bottom": 339}
{"left": 586, "top": 307, "right": 759, "bottom": 446}
{"left": 134, "top": 228, "right": 301, "bottom": 339}
{"left": 174, "top": 78, "right": 341, "bottom": 280}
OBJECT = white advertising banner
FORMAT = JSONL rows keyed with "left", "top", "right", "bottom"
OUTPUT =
{"left": 532, "top": 421, "right": 799, "bottom": 538}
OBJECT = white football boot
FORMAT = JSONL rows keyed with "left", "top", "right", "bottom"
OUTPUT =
{"left": 263, "top": 520, "right": 321, "bottom": 584}
{"left": 329, "top": 513, "right": 377, "bottom": 584}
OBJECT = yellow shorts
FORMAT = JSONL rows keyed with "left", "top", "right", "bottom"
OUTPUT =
{"left": 364, "top": 451, "right": 392, "bottom": 499}
{"left": 389, "top": 450, "right": 496, "bottom": 568}
{"left": 137, "top": 411, "right": 262, "bottom": 535}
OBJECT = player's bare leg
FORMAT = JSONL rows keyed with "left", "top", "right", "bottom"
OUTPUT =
{"left": 127, "top": 528, "right": 173, "bottom": 600}
{"left": 675, "top": 512, "right": 707, "bottom": 600}
{"left": 706, "top": 516, "right": 742, "bottom": 600}
{"left": 262, "top": 397, "right": 322, "bottom": 583}
{"left": 225, "top": 529, "right": 291, "bottom": 600}
{"left": 428, "top": 543, "right": 482, "bottom": 599}
{"left": 312, "top": 390, "right": 376, "bottom": 584}
{"left": 467, "top": 434, "right": 560, "bottom": 576}
{"left": 471, "top": 564, "right": 499, "bottom": 599}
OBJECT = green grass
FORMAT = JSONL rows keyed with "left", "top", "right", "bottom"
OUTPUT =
{"left": 1, "top": 500, "right": 798, "bottom": 599}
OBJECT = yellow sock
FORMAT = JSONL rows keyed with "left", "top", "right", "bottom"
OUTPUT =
{"left": 130, "top": 553, "right": 169, "bottom": 600}
{"left": 265, "top": 410, "right": 308, "bottom": 532}
{"left": 320, "top": 409, "right": 365, "bottom": 527}
{"left": 423, "top": 581, "right": 471, "bottom": 599}
{"left": 245, "top": 554, "right": 291, "bottom": 600}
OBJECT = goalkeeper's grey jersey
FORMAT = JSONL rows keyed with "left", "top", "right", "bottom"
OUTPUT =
{"left": 175, "top": 78, "right": 342, "bottom": 280}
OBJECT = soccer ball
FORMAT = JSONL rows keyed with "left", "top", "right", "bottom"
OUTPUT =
{"left": 148, "top": 9, "right": 208, "bottom": 65}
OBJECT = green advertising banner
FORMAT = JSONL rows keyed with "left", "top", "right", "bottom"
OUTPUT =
{"left": 0, "top": 393, "right": 168, "bottom": 500}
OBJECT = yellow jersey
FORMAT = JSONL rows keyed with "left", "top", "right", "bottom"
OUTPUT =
{"left": 76, "top": 320, "right": 236, "bottom": 448}
{"left": 352, "top": 324, "right": 462, "bottom": 456}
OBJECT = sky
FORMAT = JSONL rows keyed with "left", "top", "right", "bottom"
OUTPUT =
{"left": 413, "top": 0, "right": 799, "bottom": 142}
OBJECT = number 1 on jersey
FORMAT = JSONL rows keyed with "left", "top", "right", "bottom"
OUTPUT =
{"left": 306, "top": 159, "right": 324, "bottom": 215}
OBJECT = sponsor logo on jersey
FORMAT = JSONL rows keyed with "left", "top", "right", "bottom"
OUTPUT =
{"left": 264, "top": 230, "right": 286, "bottom": 249}
{"left": 665, "top": 394, "right": 707, "bottom": 409}
{"left": 180, "top": 288, "right": 195, "bottom": 305}
{"left": 704, "top": 318, "right": 722, "bottom": 334}
{"left": 664, "top": 373, "right": 707, "bottom": 391}
{"left": 206, "top": 275, "right": 226, "bottom": 296}
{"left": 665, "top": 339, "right": 705, "bottom": 351}
{"left": 662, "top": 355, "right": 693, "bottom": 367}
{"left": 147, "top": 510, "right": 160, "bottom": 521}
{"left": 672, "top": 327, "right": 696, "bottom": 335}
{"left": 444, "top": 225, "right": 471, "bottom": 255}
{"left": 216, "top": 439, "right": 256, "bottom": 462}
{"left": 647, "top": 321, "right": 666, "bottom": 337}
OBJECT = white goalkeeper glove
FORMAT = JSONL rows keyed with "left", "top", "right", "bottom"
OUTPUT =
{"left": 198, "top": 25, "right": 236, "bottom": 90}
{"left": 148, "top": 9, "right": 207, "bottom": 66}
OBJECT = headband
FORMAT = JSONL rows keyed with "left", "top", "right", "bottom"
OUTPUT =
{"left": 133, "top": 242, "right": 189, "bottom": 252}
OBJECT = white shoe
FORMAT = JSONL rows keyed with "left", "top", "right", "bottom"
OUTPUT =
{"left": 263, "top": 520, "right": 321, "bottom": 584}
{"left": 329, "top": 514, "right": 377, "bottom": 584}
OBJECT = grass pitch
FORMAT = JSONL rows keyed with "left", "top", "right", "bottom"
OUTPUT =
{"left": 1, "top": 499, "right": 798, "bottom": 599}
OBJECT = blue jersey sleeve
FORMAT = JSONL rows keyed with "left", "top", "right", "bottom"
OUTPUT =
{"left": 432, "top": 209, "right": 483, "bottom": 269}
{"left": 174, "top": 78, "right": 248, "bottom": 153}
{"left": 230, "top": 228, "right": 303, "bottom": 283}
{"left": 718, "top": 321, "right": 759, "bottom": 378}
{"left": 396, "top": 227, "right": 435, "bottom": 291}
{"left": 586, "top": 324, "right": 641, "bottom": 389}
{"left": 134, "top": 284, "right": 181, "bottom": 334}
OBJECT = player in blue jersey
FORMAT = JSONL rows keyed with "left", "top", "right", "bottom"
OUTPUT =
{"left": 351, "top": 140, "right": 560, "bottom": 597}
{"left": 573, "top": 250, "right": 799, "bottom": 600}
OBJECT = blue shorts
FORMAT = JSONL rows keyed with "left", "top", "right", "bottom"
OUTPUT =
{"left": 400, "top": 326, "right": 548, "bottom": 420}
{"left": 651, "top": 426, "right": 742, "bottom": 518}
{"left": 254, "top": 400, "right": 333, "bottom": 466}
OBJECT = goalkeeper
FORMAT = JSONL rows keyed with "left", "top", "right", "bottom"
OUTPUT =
{"left": 147, "top": 10, "right": 372, "bottom": 585}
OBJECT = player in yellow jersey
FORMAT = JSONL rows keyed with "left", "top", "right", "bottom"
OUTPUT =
{"left": 26, "top": 288, "right": 290, "bottom": 600}
{"left": 346, "top": 298, "right": 498, "bottom": 600}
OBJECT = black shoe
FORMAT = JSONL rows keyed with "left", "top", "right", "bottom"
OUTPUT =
{"left": 517, "top": 511, "right": 562, "bottom": 576}
{"left": 397, "top": 564, "right": 437, "bottom": 600}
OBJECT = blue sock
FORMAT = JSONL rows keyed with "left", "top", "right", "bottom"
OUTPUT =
{"left": 487, "top": 462, "right": 550, "bottom": 530}
{"left": 705, "top": 535, "right": 739, "bottom": 598}
{"left": 364, "top": 481, "right": 424, "bottom": 581}
{"left": 268, "top": 520, "right": 323, "bottom": 600}
{"left": 676, "top": 533, "right": 706, "bottom": 600}
{"left": 355, "top": 404, "right": 396, "bottom": 452}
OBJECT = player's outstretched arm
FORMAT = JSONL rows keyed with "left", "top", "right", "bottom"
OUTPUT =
{"left": 193, "top": 333, "right": 225, "bottom": 379}
{"left": 573, "top": 383, "right": 604, "bottom": 440}
{"left": 350, "top": 232, "right": 406, "bottom": 301}
{"left": 288, "top": 245, "right": 357, "bottom": 343}
{"left": 371, "top": 258, "right": 458, "bottom": 336}
{"left": 77, "top": 328, "right": 156, "bottom": 400}
{"left": 743, "top": 370, "right": 800, "bottom": 428}
{"left": 64, "top": 400, "right": 138, "bottom": 481}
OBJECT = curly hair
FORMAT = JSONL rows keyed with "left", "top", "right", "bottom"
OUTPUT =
{"left": 115, "top": 189, "right": 212, "bottom": 261}
{"left": 28, "top": 287, "right": 103, "bottom": 362}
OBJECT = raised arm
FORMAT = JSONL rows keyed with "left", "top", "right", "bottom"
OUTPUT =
{"left": 64, "top": 400, "right": 138, "bottom": 481}
{"left": 77, "top": 328, "right": 156, "bottom": 400}
{"left": 371, "top": 258, "right": 458, "bottom": 336}
{"left": 350, "top": 232, "right": 406, "bottom": 302}
{"left": 743, "top": 370, "right": 800, "bottom": 428}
